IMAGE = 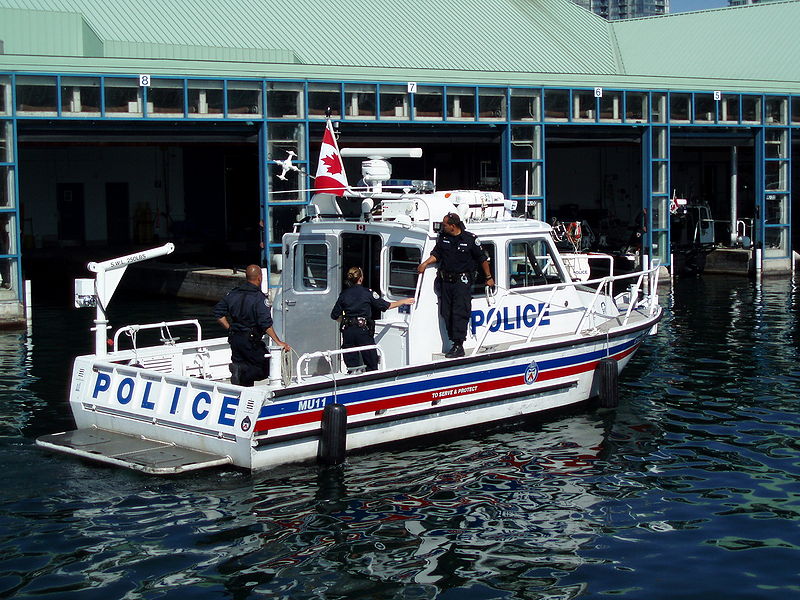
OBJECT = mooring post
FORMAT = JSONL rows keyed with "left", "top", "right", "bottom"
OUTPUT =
{"left": 318, "top": 403, "right": 347, "bottom": 466}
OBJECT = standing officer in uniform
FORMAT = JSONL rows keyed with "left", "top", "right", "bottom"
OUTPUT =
{"left": 331, "top": 266, "right": 415, "bottom": 372}
{"left": 214, "top": 264, "right": 291, "bottom": 386}
{"left": 417, "top": 212, "right": 494, "bottom": 358}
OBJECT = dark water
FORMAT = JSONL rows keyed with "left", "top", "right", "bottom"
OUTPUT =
{"left": 1, "top": 278, "right": 799, "bottom": 599}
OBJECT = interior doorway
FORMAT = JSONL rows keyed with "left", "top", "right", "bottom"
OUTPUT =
{"left": 545, "top": 127, "right": 643, "bottom": 253}
{"left": 106, "top": 182, "right": 130, "bottom": 244}
{"left": 56, "top": 183, "right": 85, "bottom": 245}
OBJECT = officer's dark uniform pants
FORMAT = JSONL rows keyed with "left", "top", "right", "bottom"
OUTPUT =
{"left": 342, "top": 325, "right": 379, "bottom": 371}
{"left": 229, "top": 333, "right": 269, "bottom": 387}
{"left": 439, "top": 278, "right": 472, "bottom": 343}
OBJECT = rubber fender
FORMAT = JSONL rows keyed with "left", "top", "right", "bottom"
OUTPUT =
{"left": 596, "top": 357, "right": 619, "bottom": 408}
{"left": 318, "top": 403, "right": 348, "bottom": 466}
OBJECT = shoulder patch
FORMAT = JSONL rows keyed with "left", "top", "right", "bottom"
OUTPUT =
{"left": 372, "top": 291, "right": 379, "bottom": 299}
{"left": 474, "top": 237, "right": 482, "bottom": 246}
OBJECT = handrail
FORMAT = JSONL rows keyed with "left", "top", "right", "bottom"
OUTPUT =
{"left": 113, "top": 319, "right": 202, "bottom": 352}
{"left": 472, "top": 283, "right": 556, "bottom": 354}
{"left": 526, "top": 283, "right": 570, "bottom": 342}
{"left": 471, "top": 265, "right": 660, "bottom": 355}
{"left": 573, "top": 265, "right": 660, "bottom": 331}
{"left": 472, "top": 283, "right": 569, "bottom": 355}
{"left": 403, "top": 263, "right": 428, "bottom": 364}
{"left": 295, "top": 344, "right": 386, "bottom": 383}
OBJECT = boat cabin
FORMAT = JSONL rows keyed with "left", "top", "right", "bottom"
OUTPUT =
{"left": 273, "top": 185, "right": 613, "bottom": 378}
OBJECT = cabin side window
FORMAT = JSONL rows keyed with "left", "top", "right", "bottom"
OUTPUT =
{"left": 388, "top": 246, "right": 421, "bottom": 297}
{"left": 295, "top": 243, "right": 328, "bottom": 290}
{"left": 472, "top": 242, "right": 496, "bottom": 296}
{"left": 507, "top": 238, "right": 563, "bottom": 289}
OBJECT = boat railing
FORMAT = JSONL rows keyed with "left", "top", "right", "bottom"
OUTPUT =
{"left": 295, "top": 344, "right": 386, "bottom": 384}
{"left": 574, "top": 264, "right": 658, "bottom": 333}
{"left": 112, "top": 319, "right": 203, "bottom": 353}
{"left": 473, "top": 284, "right": 565, "bottom": 354}
{"left": 472, "top": 264, "right": 660, "bottom": 354}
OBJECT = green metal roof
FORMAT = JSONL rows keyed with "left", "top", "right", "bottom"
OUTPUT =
{"left": 612, "top": 1, "right": 800, "bottom": 86}
{"left": 0, "top": 0, "right": 618, "bottom": 73}
{"left": 0, "top": 0, "right": 799, "bottom": 93}
{"left": 0, "top": 6, "right": 102, "bottom": 57}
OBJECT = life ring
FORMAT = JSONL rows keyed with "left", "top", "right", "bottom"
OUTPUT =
{"left": 566, "top": 221, "right": 582, "bottom": 246}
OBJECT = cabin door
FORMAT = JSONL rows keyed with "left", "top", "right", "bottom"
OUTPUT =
{"left": 279, "top": 232, "right": 340, "bottom": 376}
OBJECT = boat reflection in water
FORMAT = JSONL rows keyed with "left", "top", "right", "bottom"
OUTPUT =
{"left": 243, "top": 414, "right": 614, "bottom": 597}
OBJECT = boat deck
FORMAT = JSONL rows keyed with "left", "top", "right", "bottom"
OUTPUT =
{"left": 37, "top": 429, "right": 232, "bottom": 474}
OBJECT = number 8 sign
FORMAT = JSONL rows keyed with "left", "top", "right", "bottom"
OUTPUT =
{"left": 139, "top": 75, "right": 151, "bottom": 87}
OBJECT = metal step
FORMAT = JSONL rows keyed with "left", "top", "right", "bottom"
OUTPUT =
{"left": 36, "top": 429, "right": 232, "bottom": 475}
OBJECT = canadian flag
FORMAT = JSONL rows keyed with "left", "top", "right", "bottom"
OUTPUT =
{"left": 314, "top": 120, "right": 349, "bottom": 195}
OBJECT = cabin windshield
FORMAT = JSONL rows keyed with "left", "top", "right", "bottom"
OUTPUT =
{"left": 507, "top": 238, "right": 564, "bottom": 288}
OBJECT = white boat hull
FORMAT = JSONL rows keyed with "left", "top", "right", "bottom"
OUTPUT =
{"left": 247, "top": 323, "right": 649, "bottom": 470}
{"left": 44, "top": 315, "right": 655, "bottom": 473}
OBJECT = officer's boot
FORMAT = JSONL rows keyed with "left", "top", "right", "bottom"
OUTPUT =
{"left": 229, "top": 363, "right": 242, "bottom": 385}
{"left": 445, "top": 342, "right": 465, "bottom": 358}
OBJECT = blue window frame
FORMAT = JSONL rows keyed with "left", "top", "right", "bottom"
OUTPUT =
{"left": 3, "top": 70, "right": 800, "bottom": 279}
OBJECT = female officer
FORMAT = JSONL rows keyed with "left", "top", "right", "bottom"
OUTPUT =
{"left": 331, "top": 266, "right": 414, "bottom": 372}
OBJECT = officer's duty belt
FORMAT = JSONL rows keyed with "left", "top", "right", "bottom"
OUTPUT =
{"left": 342, "top": 316, "right": 369, "bottom": 328}
{"left": 440, "top": 271, "right": 471, "bottom": 283}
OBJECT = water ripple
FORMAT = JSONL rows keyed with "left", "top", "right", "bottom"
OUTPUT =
{"left": 1, "top": 279, "right": 800, "bottom": 598}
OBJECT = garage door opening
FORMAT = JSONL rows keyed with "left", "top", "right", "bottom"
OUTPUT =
{"left": 17, "top": 122, "right": 262, "bottom": 290}
{"left": 545, "top": 127, "right": 643, "bottom": 255}
{"left": 670, "top": 130, "right": 756, "bottom": 252}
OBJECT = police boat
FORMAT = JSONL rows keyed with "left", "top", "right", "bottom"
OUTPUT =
{"left": 36, "top": 148, "right": 663, "bottom": 475}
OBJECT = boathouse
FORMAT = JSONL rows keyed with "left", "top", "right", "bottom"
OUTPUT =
{"left": 0, "top": 0, "right": 799, "bottom": 324}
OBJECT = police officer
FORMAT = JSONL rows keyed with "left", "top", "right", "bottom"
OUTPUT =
{"left": 418, "top": 212, "right": 494, "bottom": 358}
{"left": 331, "top": 266, "right": 414, "bottom": 372}
{"left": 214, "top": 264, "right": 290, "bottom": 386}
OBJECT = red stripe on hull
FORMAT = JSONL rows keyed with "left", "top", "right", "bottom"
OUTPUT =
{"left": 255, "top": 343, "right": 640, "bottom": 433}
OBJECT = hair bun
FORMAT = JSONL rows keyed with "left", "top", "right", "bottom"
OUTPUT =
{"left": 345, "top": 266, "right": 363, "bottom": 286}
